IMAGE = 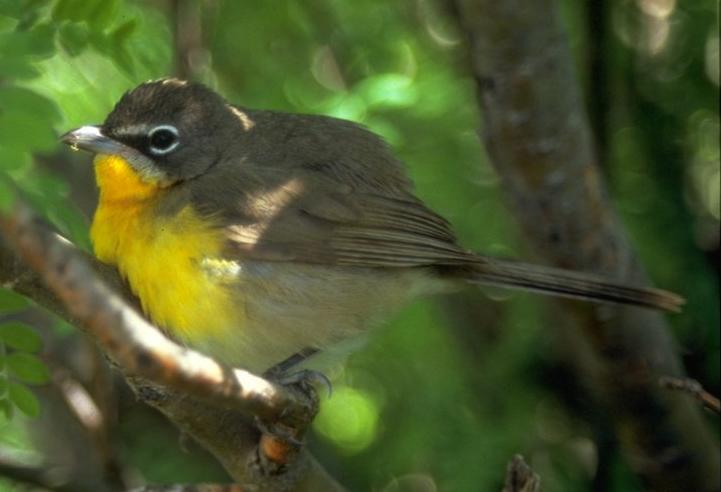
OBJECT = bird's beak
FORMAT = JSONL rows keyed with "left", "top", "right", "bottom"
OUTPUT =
{"left": 60, "top": 125, "right": 125, "bottom": 155}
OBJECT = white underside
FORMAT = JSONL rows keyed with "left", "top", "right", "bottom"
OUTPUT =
{"left": 186, "top": 261, "right": 447, "bottom": 373}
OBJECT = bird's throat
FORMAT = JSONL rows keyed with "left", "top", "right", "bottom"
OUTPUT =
{"left": 93, "top": 154, "right": 162, "bottom": 203}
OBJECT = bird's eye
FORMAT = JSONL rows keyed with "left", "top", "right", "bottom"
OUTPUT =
{"left": 148, "top": 125, "right": 180, "bottom": 155}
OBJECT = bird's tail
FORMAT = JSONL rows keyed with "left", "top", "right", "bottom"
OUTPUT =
{"left": 457, "top": 256, "right": 684, "bottom": 312}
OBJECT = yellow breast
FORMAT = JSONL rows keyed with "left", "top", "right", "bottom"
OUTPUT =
{"left": 89, "top": 154, "right": 243, "bottom": 345}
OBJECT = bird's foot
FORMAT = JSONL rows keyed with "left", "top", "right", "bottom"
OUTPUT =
{"left": 263, "top": 348, "right": 332, "bottom": 397}
{"left": 275, "top": 369, "right": 333, "bottom": 398}
{"left": 250, "top": 369, "right": 329, "bottom": 476}
{"left": 264, "top": 347, "right": 319, "bottom": 377}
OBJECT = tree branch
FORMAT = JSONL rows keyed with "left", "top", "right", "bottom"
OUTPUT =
{"left": 0, "top": 199, "right": 346, "bottom": 491}
{"left": 0, "top": 200, "right": 309, "bottom": 424}
{"left": 0, "top": 450, "right": 78, "bottom": 492}
{"left": 450, "top": 1, "right": 720, "bottom": 489}
{"left": 501, "top": 455, "right": 540, "bottom": 492}
{"left": 171, "top": 0, "right": 211, "bottom": 82}
{"left": 660, "top": 377, "right": 721, "bottom": 415}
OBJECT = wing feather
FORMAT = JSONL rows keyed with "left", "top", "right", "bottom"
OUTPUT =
{"left": 217, "top": 168, "right": 471, "bottom": 268}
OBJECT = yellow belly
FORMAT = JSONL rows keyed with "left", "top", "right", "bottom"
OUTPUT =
{"left": 90, "top": 154, "right": 243, "bottom": 347}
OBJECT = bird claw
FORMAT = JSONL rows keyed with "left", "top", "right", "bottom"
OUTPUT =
{"left": 252, "top": 369, "right": 329, "bottom": 451}
{"left": 276, "top": 369, "right": 332, "bottom": 398}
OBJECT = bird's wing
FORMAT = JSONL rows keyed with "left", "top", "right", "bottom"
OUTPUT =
{"left": 190, "top": 162, "right": 685, "bottom": 313}
{"left": 214, "top": 169, "right": 473, "bottom": 268}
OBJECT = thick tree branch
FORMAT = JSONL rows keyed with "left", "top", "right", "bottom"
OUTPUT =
{"left": 0, "top": 199, "right": 345, "bottom": 491}
{"left": 450, "top": 1, "right": 720, "bottom": 490}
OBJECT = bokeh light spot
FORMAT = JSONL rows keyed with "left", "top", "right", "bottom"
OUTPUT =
{"left": 314, "top": 385, "right": 380, "bottom": 454}
{"left": 356, "top": 73, "right": 418, "bottom": 110}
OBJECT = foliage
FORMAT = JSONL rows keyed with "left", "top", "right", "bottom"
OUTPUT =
{"left": 0, "top": 0, "right": 718, "bottom": 490}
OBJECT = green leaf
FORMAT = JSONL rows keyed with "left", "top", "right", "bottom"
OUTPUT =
{"left": 0, "top": 289, "right": 30, "bottom": 311}
{"left": 0, "top": 56, "right": 40, "bottom": 79}
{"left": 25, "top": 172, "right": 69, "bottom": 199}
{"left": 0, "top": 323, "right": 42, "bottom": 352}
{"left": 0, "top": 112, "right": 58, "bottom": 153}
{"left": 52, "top": 320, "right": 76, "bottom": 337}
{"left": 0, "top": 0, "right": 45, "bottom": 20}
{"left": 0, "top": 23, "right": 56, "bottom": 59}
{"left": 87, "top": 0, "right": 119, "bottom": 29}
{"left": 0, "top": 0, "right": 25, "bottom": 18}
{"left": 0, "top": 87, "right": 61, "bottom": 125}
{"left": 6, "top": 353, "right": 49, "bottom": 384}
{"left": 58, "top": 21, "right": 89, "bottom": 56}
{"left": 46, "top": 202, "right": 89, "bottom": 246}
{"left": 110, "top": 19, "right": 137, "bottom": 44}
{"left": 52, "top": 0, "right": 94, "bottom": 23}
{"left": 0, "top": 177, "right": 15, "bottom": 212}
{"left": 8, "top": 381, "right": 39, "bottom": 417}
{"left": 0, "top": 398, "right": 14, "bottom": 420}
{"left": 0, "top": 147, "right": 32, "bottom": 173}
{"left": 52, "top": 0, "right": 118, "bottom": 28}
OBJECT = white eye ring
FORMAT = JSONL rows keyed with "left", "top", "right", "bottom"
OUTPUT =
{"left": 148, "top": 125, "right": 180, "bottom": 155}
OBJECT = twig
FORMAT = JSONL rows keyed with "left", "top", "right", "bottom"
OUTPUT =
{"left": 660, "top": 376, "right": 721, "bottom": 415}
{"left": 502, "top": 455, "right": 540, "bottom": 492}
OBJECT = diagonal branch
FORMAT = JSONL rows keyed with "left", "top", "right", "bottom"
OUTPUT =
{"left": 0, "top": 198, "right": 345, "bottom": 491}
{"left": 0, "top": 200, "right": 310, "bottom": 425}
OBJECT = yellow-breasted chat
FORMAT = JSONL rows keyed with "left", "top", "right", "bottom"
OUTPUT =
{"left": 61, "top": 78, "right": 683, "bottom": 374}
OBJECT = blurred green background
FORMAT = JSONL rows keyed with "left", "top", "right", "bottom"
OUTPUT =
{"left": 0, "top": 0, "right": 718, "bottom": 490}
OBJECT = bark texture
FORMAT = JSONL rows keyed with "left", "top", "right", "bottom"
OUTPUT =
{"left": 450, "top": 1, "right": 720, "bottom": 490}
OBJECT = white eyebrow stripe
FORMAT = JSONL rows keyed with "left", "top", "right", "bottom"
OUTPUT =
{"left": 114, "top": 124, "right": 151, "bottom": 136}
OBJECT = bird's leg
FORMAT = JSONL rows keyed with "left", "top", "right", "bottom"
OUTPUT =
{"left": 264, "top": 347, "right": 319, "bottom": 377}
{"left": 263, "top": 347, "right": 332, "bottom": 397}
{"left": 274, "top": 369, "right": 333, "bottom": 398}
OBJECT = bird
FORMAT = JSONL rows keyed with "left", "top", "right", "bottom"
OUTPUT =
{"left": 61, "top": 78, "right": 683, "bottom": 375}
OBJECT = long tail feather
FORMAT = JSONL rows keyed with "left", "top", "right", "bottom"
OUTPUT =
{"left": 461, "top": 256, "right": 684, "bottom": 312}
